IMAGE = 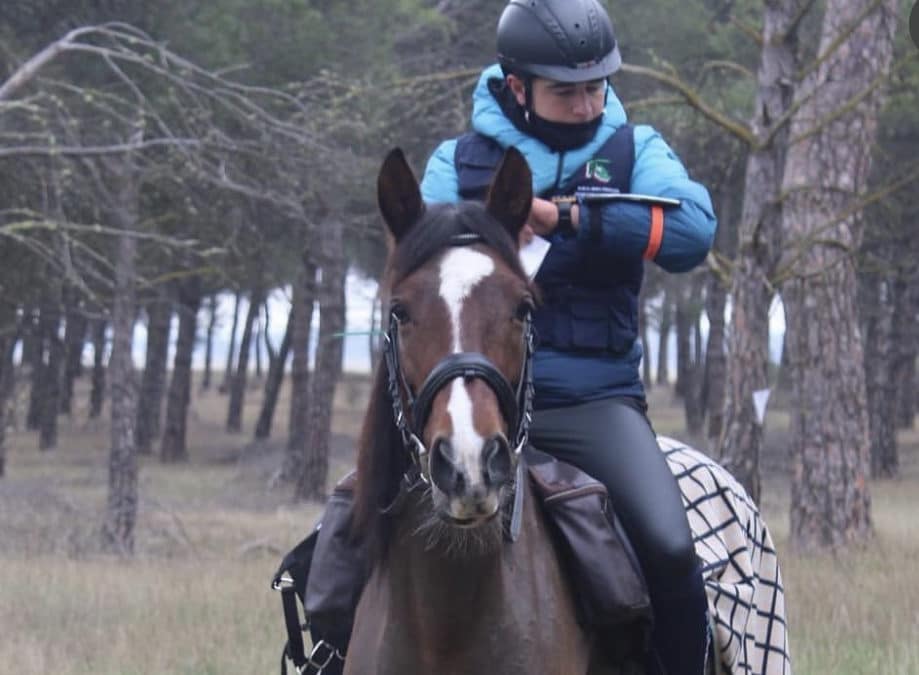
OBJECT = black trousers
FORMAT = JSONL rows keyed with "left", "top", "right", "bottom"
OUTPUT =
{"left": 529, "top": 397, "right": 707, "bottom": 675}
{"left": 529, "top": 396, "right": 697, "bottom": 585}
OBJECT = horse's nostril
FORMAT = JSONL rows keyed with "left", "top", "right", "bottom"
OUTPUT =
{"left": 430, "top": 438, "right": 466, "bottom": 496}
{"left": 483, "top": 436, "right": 512, "bottom": 487}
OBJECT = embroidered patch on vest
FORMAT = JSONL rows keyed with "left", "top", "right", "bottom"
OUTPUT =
{"left": 585, "top": 158, "right": 612, "bottom": 183}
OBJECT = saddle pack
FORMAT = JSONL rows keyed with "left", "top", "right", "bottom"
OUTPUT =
{"left": 272, "top": 447, "right": 652, "bottom": 674}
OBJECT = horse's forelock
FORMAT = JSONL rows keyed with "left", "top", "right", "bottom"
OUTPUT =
{"left": 389, "top": 202, "right": 525, "bottom": 285}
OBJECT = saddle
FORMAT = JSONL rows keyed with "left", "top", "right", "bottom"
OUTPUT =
{"left": 272, "top": 448, "right": 652, "bottom": 673}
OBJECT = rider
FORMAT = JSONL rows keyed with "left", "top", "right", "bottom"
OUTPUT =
{"left": 420, "top": 1, "right": 717, "bottom": 673}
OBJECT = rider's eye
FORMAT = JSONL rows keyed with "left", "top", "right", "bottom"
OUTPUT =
{"left": 391, "top": 304, "right": 410, "bottom": 325}
{"left": 513, "top": 299, "right": 533, "bottom": 322}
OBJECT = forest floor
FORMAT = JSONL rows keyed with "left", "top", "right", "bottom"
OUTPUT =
{"left": 0, "top": 374, "right": 917, "bottom": 675}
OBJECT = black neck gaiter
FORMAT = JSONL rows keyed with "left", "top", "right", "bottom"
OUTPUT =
{"left": 524, "top": 111, "right": 604, "bottom": 153}
{"left": 489, "top": 76, "right": 604, "bottom": 153}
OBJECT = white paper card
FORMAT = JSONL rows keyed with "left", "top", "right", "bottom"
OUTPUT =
{"left": 519, "top": 235, "right": 551, "bottom": 279}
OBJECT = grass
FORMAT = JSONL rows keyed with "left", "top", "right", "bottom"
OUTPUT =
{"left": 1, "top": 375, "right": 917, "bottom": 674}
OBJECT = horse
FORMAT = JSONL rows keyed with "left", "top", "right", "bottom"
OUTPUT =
{"left": 342, "top": 147, "right": 792, "bottom": 675}
{"left": 343, "top": 146, "right": 615, "bottom": 675}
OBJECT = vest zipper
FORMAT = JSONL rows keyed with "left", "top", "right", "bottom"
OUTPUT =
{"left": 553, "top": 151, "right": 565, "bottom": 192}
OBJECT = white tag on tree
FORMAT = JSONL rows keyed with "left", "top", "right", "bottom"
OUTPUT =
{"left": 752, "top": 388, "right": 771, "bottom": 425}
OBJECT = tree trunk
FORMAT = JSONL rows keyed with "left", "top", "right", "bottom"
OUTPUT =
{"left": 255, "top": 306, "right": 294, "bottom": 440}
{"left": 718, "top": 0, "right": 807, "bottom": 503}
{"left": 89, "top": 317, "right": 107, "bottom": 419}
{"left": 226, "top": 287, "right": 262, "bottom": 432}
{"left": 296, "top": 222, "right": 346, "bottom": 501}
{"left": 704, "top": 276, "right": 727, "bottom": 448}
{"left": 101, "top": 229, "right": 139, "bottom": 554}
{"left": 656, "top": 287, "right": 672, "bottom": 386}
{"left": 201, "top": 294, "right": 218, "bottom": 391}
{"left": 674, "top": 286, "right": 692, "bottom": 400}
{"left": 253, "top": 311, "right": 263, "bottom": 380}
{"left": 676, "top": 276, "right": 705, "bottom": 435}
{"left": 892, "top": 273, "right": 918, "bottom": 429}
{"left": 860, "top": 274, "right": 897, "bottom": 478}
{"left": 38, "top": 287, "right": 63, "bottom": 450}
{"left": 134, "top": 290, "right": 172, "bottom": 455}
{"left": 0, "top": 303, "right": 18, "bottom": 478}
{"left": 782, "top": 0, "right": 898, "bottom": 552}
{"left": 219, "top": 291, "right": 241, "bottom": 394}
{"left": 60, "top": 295, "right": 88, "bottom": 415}
{"left": 282, "top": 257, "right": 317, "bottom": 481}
{"left": 638, "top": 288, "right": 653, "bottom": 391}
{"left": 26, "top": 309, "right": 45, "bottom": 431}
{"left": 160, "top": 278, "right": 202, "bottom": 463}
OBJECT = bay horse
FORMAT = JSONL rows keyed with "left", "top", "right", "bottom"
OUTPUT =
{"left": 345, "top": 147, "right": 617, "bottom": 675}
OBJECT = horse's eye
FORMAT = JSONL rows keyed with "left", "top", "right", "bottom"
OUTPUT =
{"left": 391, "top": 304, "right": 410, "bottom": 325}
{"left": 513, "top": 299, "right": 533, "bottom": 322}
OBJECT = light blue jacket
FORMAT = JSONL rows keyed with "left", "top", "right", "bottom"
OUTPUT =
{"left": 420, "top": 65, "right": 717, "bottom": 407}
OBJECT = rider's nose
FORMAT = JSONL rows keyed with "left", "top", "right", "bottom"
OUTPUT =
{"left": 572, "top": 91, "right": 594, "bottom": 119}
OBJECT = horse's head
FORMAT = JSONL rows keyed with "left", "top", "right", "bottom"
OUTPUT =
{"left": 372, "top": 146, "right": 534, "bottom": 533}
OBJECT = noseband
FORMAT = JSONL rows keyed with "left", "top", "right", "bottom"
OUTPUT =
{"left": 380, "top": 233, "right": 535, "bottom": 529}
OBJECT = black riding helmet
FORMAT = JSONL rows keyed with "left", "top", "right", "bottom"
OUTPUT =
{"left": 497, "top": 0, "right": 622, "bottom": 83}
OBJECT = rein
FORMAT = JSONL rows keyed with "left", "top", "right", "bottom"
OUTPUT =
{"left": 379, "top": 233, "right": 535, "bottom": 536}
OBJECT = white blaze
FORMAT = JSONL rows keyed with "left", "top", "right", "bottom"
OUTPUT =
{"left": 439, "top": 248, "right": 494, "bottom": 480}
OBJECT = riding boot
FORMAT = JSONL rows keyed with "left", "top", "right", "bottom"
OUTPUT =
{"left": 643, "top": 561, "right": 709, "bottom": 675}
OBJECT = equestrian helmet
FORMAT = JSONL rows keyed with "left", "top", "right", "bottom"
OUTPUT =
{"left": 497, "top": 0, "right": 622, "bottom": 82}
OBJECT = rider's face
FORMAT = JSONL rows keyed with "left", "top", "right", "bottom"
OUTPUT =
{"left": 507, "top": 75, "right": 606, "bottom": 123}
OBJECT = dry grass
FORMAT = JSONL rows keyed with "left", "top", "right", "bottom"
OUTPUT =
{"left": 1, "top": 375, "right": 917, "bottom": 674}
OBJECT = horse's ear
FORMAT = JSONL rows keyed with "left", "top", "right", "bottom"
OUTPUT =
{"left": 485, "top": 146, "right": 532, "bottom": 243}
{"left": 378, "top": 148, "right": 424, "bottom": 244}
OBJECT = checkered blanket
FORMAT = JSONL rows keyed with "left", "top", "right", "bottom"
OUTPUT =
{"left": 659, "top": 437, "right": 792, "bottom": 675}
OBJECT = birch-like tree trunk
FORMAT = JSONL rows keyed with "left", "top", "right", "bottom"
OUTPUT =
{"left": 282, "top": 257, "right": 317, "bottom": 481}
{"left": 101, "top": 186, "right": 140, "bottom": 554}
{"left": 135, "top": 290, "right": 172, "bottom": 455}
{"left": 201, "top": 294, "right": 218, "bottom": 391}
{"left": 718, "top": 0, "right": 809, "bottom": 502}
{"left": 860, "top": 273, "right": 897, "bottom": 478}
{"left": 61, "top": 295, "right": 87, "bottom": 415}
{"left": 226, "top": 287, "right": 262, "bottom": 432}
{"left": 255, "top": 306, "right": 294, "bottom": 440}
{"left": 160, "top": 278, "right": 202, "bottom": 463}
{"left": 781, "top": 0, "right": 898, "bottom": 552}
{"left": 38, "top": 288, "right": 63, "bottom": 450}
{"left": 656, "top": 286, "right": 672, "bottom": 386}
{"left": 296, "top": 221, "right": 346, "bottom": 501}
{"left": 88, "top": 317, "right": 107, "bottom": 419}
{"left": 219, "top": 291, "right": 241, "bottom": 394}
{"left": 638, "top": 289, "right": 653, "bottom": 390}
{"left": 892, "top": 272, "right": 918, "bottom": 429}
{"left": 0, "top": 303, "right": 17, "bottom": 478}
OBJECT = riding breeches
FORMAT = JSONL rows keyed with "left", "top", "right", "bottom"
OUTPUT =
{"left": 528, "top": 396, "right": 697, "bottom": 587}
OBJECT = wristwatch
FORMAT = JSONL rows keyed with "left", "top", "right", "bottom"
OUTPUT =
{"left": 553, "top": 196, "right": 576, "bottom": 234}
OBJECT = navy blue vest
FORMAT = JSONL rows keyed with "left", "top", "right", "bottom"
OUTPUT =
{"left": 455, "top": 126, "right": 642, "bottom": 355}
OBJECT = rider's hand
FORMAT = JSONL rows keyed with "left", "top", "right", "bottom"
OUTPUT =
{"left": 528, "top": 197, "right": 579, "bottom": 237}
{"left": 527, "top": 198, "right": 558, "bottom": 237}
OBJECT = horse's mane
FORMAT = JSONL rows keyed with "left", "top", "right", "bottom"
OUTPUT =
{"left": 352, "top": 201, "right": 527, "bottom": 562}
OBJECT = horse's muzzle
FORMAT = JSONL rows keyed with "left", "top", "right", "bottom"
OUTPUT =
{"left": 429, "top": 434, "right": 514, "bottom": 525}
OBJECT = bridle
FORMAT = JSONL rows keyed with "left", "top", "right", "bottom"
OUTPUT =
{"left": 379, "top": 233, "right": 535, "bottom": 535}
